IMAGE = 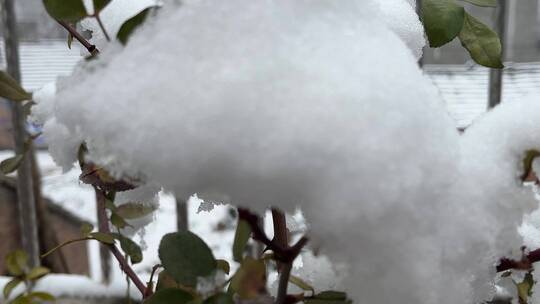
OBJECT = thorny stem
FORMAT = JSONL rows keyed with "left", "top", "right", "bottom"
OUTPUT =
{"left": 238, "top": 208, "right": 308, "bottom": 304}
{"left": 94, "top": 13, "right": 111, "bottom": 42}
{"left": 95, "top": 187, "right": 149, "bottom": 297}
{"left": 497, "top": 248, "right": 540, "bottom": 272}
{"left": 56, "top": 20, "right": 99, "bottom": 56}
{"left": 145, "top": 264, "right": 162, "bottom": 298}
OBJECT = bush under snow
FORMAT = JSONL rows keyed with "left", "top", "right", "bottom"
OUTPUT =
{"left": 31, "top": 0, "right": 540, "bottom": 303}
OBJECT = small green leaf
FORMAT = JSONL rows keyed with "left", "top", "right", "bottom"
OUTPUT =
{"left": 458, "top": 13, "right": 503, "bottom": 68}
{"left": 113, "top": 233, "right": 143, "bottom": 264}
{"left": 216, "top": 259, "right": 231, "bottom": 275}
{"left": 155, "top": 271, "right": 179, "bottom": 291}
{"left": 115, "top": 203, "right": 156, "bottom": 219}
{"left": 233, "top": 219, "right": 251, "bottom": 262}
{"left": 204, "top": 293, "right": 234, "bottom": 304}
{"left": 11, "top": 294, "right": 31, "bottom": 304}
{"left": 289, "top": 275, "right": 314, "bottom": 293}
{"left": 5, "top": 250, "right": 28, "bottom": 276}
{"left": 90, "top": 232, "right": 115, "bottom": 244}
{"left": 28, "top": 292, "right": 55, "bottom": 302}
{"left": 67, "top": 32, "right": 74, "bottom": 49}
{"left": 158, "top": 232, "right": 217, "bottom": 287}
{"left": 460, "top": 0, "right": 496, "bottom": 7}
{"left": 515, "top": 271, "right": 535, "bottom": 304}
{"left": 421, "top": 0, "right": 465, "bottom": 47}
{"left": 0, "top": 71, "right": 32, "bottom": 102}
{"left": 229, "top": 258, "right": 266, "bottom": 299}
{"left": 143, "top": 288, "right": 193, "bottom": 304}
{"left": 3, "top": 278, "right": 21, "bottom": 299}
{"left": 0, "top": 155, "right": 24, "bottom": 175}
{"left": 93, "top": 0, "right": 111, "bottom": 13}
{"left": 26, "top": 266, "right": 50, "bottom": 280}
{"left": 117, "top": 7, "right": 155, "bottom": 44}
{"left": 110, "top": 213, "right": 129, "bottom": 229}
{"left": 80, "top": 222, "right": 94, "bottom": 236}
{"left": 42, "top": 0, "right": 87, "bottom": 22}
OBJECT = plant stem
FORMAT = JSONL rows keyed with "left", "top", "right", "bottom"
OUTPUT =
{"left": 41, "top": 237, "right": 92, "bottom": 258}
{"left": 94, "top": 14, "right": 111, "bottom": 42}
{"left": 276, "top": 262, "right": 293, "bottom": 304}
{"left": 95, "top": 187, "right": 148, "bottom": 297}
{"left": 272, "top": 208, "right": 291, "bottom": 304}
{"left": 56, "top": 20, "right": 99, "bottom": 56}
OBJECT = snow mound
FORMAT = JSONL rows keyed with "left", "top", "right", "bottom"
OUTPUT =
{"left": 31, "top": 0, "right": 540, "bottom": 303}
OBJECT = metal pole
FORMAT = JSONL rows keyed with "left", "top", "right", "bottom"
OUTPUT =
{"left": 1, "top": 0, "right": 40, "bottom": 268}
{"left": 488, "top": 0, "right": 507, "bottom": 109}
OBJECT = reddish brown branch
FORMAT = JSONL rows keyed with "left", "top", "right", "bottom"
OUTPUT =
{"left": 56, "top": 20, "right": 99, "bottom": 56}
{"left": 496, "top": 248, "right": 540, "bottom": 272}
{"left": 238, "top": 208, "right": 307, "bottom": 264}
{"left": 95, "top": 187, "right": 148, "bottom": 297}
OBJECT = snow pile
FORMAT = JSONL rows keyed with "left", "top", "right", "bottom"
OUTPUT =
{"left": 30, "top": 0, "right": 540, "bottom": 303}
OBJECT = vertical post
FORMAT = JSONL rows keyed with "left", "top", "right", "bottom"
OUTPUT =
{"left": 1, "top": 0, "right": 40, "bottom": 268}
{"left": 416, "top": 0, "right": 424, "bottom": 68}
{"left": 176, "top": 198, "right": 188, "bottom": 232}
{"left": 488, "top": 0, "right": 507, "bottom": 109}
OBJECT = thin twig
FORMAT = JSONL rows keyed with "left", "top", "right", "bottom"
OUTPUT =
{"left": 94, "top": 14, "right": 111, "bottom": 42}
{"left": 276, "top": 262, "right": 293, "bottom": 304}
{"left": 56, "top": 20, "right": 99, "bottom": 56}
{"left": 40, "top": 237, "right": 92, "bottom": 258}
{"left": 95, "top": 187, "right": 148, "bottom": 297}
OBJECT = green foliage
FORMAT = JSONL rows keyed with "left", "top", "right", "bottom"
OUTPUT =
{"left": 0, "top": 155, "right": 24, "bottom": 175}
{"left": 204, "top": 293, "right": 234, "bottom": 304}
{"left": 460, "top": 0, "right": 496, "bottom": 7}
{"left": 117, "top": 7, "right": 156, "bottom": 45}
{"left": 113, "top": 233, "right": 143, "bottom": 264}
{"left": 232, "top": 219, "right": 251, "bottom": 262}
{"left": 458, "top": 13, "right": 503, "bottom": 68}
{"left": 93, "top": 0, "right": 112, "bottom": 14}
{"left": 515, "top": 271, "right": 535, "bottom": 304}
{"left": 421, "top": 0, "right": 504, "bottom": 68}
{"left": 80, "top": 222, "right": 94, "bottom": 236}
{"left": 216, "top": 259, "right": 231, "bottom": 275}
{"left": 0, "top": 71, "right": 32, "bottom": 102}
{"left": 3, "top": 250, "right": 54, "bottom": 303}
{"left": 144, "top": 288, "right": 193, "bottom": 304}
{"left": 290, "top": 275, "right": 315, "bottom": 294}
{"left": 115, "top": 202, "right": 156, "bottom": 219}
{"left": 521, "top": 149, "right": 540, "bottom": 182}
{"left": 42, "top": 0, "right": 87, "bottom": 22}
{"left": 229, "top": 257, "right": 266, "bottom": 299}
{"left": 158, "top": 232, "right": 217, "bottom": 287}
{"left": 421, "top": 0, "right": 465, "bottom": 47}
{"left": 89, "top": 232, "right": 115, "bottom": 244}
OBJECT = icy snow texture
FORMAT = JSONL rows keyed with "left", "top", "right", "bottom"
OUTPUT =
{"left": 32, "top": 0, "right": 540, "bottom": 303}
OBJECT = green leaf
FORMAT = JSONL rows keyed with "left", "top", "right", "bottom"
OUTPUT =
{"left": 155, "top": 271, "right": 179, "bottom": 291}
{"left": 115, "top": 203, "right": 156, "bottom": 219}
{"left": 421, "top": 0, "right": 465, "bottom": 47}
{"left": 93, "top": 0, "right": 111, "bottom": 13}
{"left": 522, "top": 150, "right": 540, "bottom": 181}
{"left": 143, "top": 288, "right": 193, "bottom": 304}
{"left": 5, "top": 250, "right": 28, "bottom": 276}
{"left": 113, "top": 233, "right": 143, "bottom": 264}
{"left": 229, "top": 258, "right": 266, "bottom": 299}
{"left": 42, "top": 0, "right": 87, "bottom": 22}
{"left": 289, "top": 275, "right": 314, "bottom": 293}
{"left": 305, "top": 291, "right": 351, "bottom": 304}
{"left": 216, "top": 259, "right": 231, "bottom": 275}
{"left": 515, "top": 272, "right": 535, "bottom": 304}
{"left": 67, "top": 33, "right": 74, "bottom": 49}
{"left": 460, "top": 0, "right": 496, "bottom": 7}
{"left": 110, "top": 213, "right": 129, "bottom": 229}
{"left": 80, "top": 222, "right": 94, "bottom": 236}
{"left": 117, "top": 7, "right": 154, "bottom": 45}
{"left": 0, "top": 155, "right": 24, "bottom": 175}
{"left": 28, "top": 292, "right": 55, "bottom": 302}
{"left": 26, "top": 266, "right": 50, "bottom": 280}
{"left": 90, "top": 232, "right": 115, "bottom": 244}
{"left": 158, "top": 232, "right": 217, "bottom": 287}
{"left": 0, "top": 71, "right": 32, "bottom": 102}
{"left": 204, "top": 293, "right": 234, "bottom": 304}
{"left": 232, "top": 219, "right": 251, "bottom": 262}
{"left": 458, "top": 13, "right": 503, "bottom": 68}
{"left": 11, "top": 294, "right": 31, "bottom": 304}
{"left": 3, "top": 278, "right": 21, "bottom": 299}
